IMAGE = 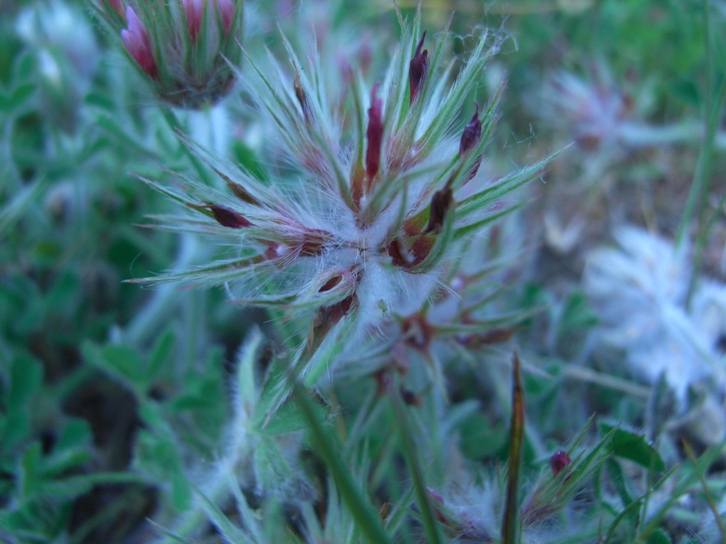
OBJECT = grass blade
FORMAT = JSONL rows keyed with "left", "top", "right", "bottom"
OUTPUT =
{"left": 293, "top": 382, "right": 395, "bottom": 544}
{"left": 502, "top": 350, "right": 525, "bottom": 544}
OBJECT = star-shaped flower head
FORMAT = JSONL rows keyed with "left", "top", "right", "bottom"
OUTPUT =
{"left": 134, "top": 10, "right": 553, "bottom": 405}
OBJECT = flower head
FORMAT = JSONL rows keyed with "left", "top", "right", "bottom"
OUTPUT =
{"left": 134, "top": 14, "right": 550, "bottom": 402}
{"left": 94, "top": 0, "right": 243, "bottom": 108}
{"left": 539, "top": 68, "right": 632, "bottom": 151}
{"left": 583, "top": 226, "right": 726, "bottom": 403}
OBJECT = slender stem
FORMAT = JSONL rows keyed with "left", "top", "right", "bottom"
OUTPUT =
{"left": 502, "top": 350, "right": 524, "bottom": 544}
{"left": 294, "top": 382, "right": 396, "bottom": 544}
{"left": 388, "top": 381, "right": 443, "bottom": 544}
{"left": 125, "top": 233, "right": 199, "bottom": 347}
{"left": 561, "top": 365, "right": 650, "bottom": 399}
{"left": 676, "top": 0, "right": 726, "bottom": 300}
{"left": 682, "top": 440, "right": 726, "bottom": 543}
{"left": 159, "top": 106, "right": 216, "bottom": 187}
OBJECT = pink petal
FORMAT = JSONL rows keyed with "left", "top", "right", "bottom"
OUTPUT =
{"left": 121, "top": 7, "right": 157, "bottom": 77}
{"left": 182, "top": 0, "right": 204, "bottom": 40}
{"left": 214, "top": 0, "right": 235, "bottom": 34}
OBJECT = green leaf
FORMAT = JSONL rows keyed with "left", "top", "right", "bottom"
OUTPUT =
{"left": 41, "top": 447, "right": 91, "bottom": 480}
{"left": 9, "top": 354, "right": 43, "bottom": 408}
{"left": 605, "top": 458, "right": 639, "bottom": 530}
{"left": 232, "top": 139, "right": 269, "bottom": 182}
{"left": 599, "top": 423, "right": 666, "bottom": 472}
{"left": 559, "top": 290, "right": 599, "bottom": 331}
{"left": 40, "top": 472, "right": 150, "bottom": 497}
{"left": 2, "top": 411, "right": 30, "bottom": 451}
{"left": 19, "top": 441, "right": 42, "bottom": 498}
{"left": 146, "top": 328, "right": 175, "bottom": 383}
{"left": 6, "top": 83, "right": 35, "bottom": 111}
{"left": 147, "top": 520, "right": 199, "bottom": 544}
{"left": 458, "top": 413, "right": 507, "bottom": 459}
{"left": 390, "top": 382, "right": 444, "bottom": 544}
{"left": 261, "top": 396, "right": 325, "bottom": 436}
{"left": 82, "top": 341, "right": 144, "bottom": 388}
{"left": 646, "top": 528, "right": 672, "bottom": 544}
{"left": 134, "top": 428, "right": 190, "bottom": 511}
{"left": 236, "top": 328, "right": 263, "bottom": 413}
{"left": 197, "top": 487, "right": 253, "bottom": 543}
{"left": 0, "top": 177, "right": 46, "bottom": 236}
{"left": 55, "top": 418, "right": 92, "bottom": 451}
{"left": 253, "top": 435, "right": 296, "bottom": 492}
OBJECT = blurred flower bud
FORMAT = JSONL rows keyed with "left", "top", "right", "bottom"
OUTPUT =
{"left": 459, "top": 104, "right": 483, "bottom": 183}
{"left": 16, "top": 0, "right": 100, "bottom": 131}
{"left": 182, "top": 0, "right": 205, "bottom": 41}
{"left": 208, "top": 204, "right": 253, "bottom": 228}
{"left": 215, "top": 0, "right": 235, "bottom": 34}
{"left": 95, "top": 0, "right": 244, "bottom": 108}
{"left": 121, "top": 7, "right": 156, "bottom": 78}
{"left": 459, "top": 104, "right": 481, "bottom": 156}
{"left": 549, "top": 450, "right": 571, "bottom": 476}
{"left": 424, "top": 185, "right": 453, "bottom": 234}
{"left": 100, "top": 0, "right": 125, "bottom": 18}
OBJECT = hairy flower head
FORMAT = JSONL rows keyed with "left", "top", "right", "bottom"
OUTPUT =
{"left": 539, "top": 68, "right": 632, "bottom": 152}
{"left": 584, "top": 227, "right": 726, "bottom": 403}
{"left": 134, "top": 14, "right": 551, "bottom": 396}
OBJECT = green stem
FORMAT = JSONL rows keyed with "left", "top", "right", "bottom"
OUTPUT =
{"left": 676, "top": 0, "right": 726, "bottom": 303}
{"left": 502, "top": 351, "right": 524, "bottom": 544}
{"left": 389, "top": 382, "right": 443, "bottom": 544}
{"left": 294, "top": 382, "right": 396, "bottom": 544}
{"left": 159, "top": 106, "right": 216, "bottom": 187}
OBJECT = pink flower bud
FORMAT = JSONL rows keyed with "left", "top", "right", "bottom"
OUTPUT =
{"left": 215, "top": 0, "right": 235, "bottom": 35}
{"left": 182, "top": 0, "right": 205, "bottom": 41}
{"left": 460, "top": 104, "right": 483, "bottom": 183}
{"left": 423, "top": 185, "right": 453, "bottom": 234}
{"left": 120, "top": 7, "right": 157, "bottom": 78}
{"left": 101, "top": 0, "right": 125, "bottom": 17}
{"left": 209, "top": 204, "right": 253, "bottom": 228}
{"left": 459, "top": 104, "right": 481, "bottom": 156}
{"left": 408, "top": 32, "right": 427, "bottom": 104}
{"left": 549, "top": 450, "right": 571, "bottom": 476}
{"left": 426, "top": 487, "right": 445, "bottom": 505}
{"left": 294, "top": 70, "right": 312, "bottom": 123}
{"left": 365, "top": 83, "right": 383, "bottom": 182}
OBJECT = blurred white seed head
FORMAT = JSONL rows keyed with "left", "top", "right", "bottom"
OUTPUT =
{"left": 539, "top": 68, "right": 632, "bottom": 152}
{"left": 16, "top": 0, "right": 100, "bottom": 130}
{"left": 584, "top": 226, "right": 726, "bottom": 404}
